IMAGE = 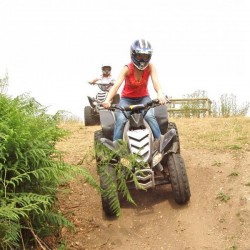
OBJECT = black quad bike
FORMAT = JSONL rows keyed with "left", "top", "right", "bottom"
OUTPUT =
{"left": 94, "top": 98, "right": 191, "bottom": 216}
{"left": 84, "top": 82, "right": 120, "bottom": 126}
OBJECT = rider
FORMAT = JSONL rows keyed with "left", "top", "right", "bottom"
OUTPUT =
{"left": 102, "top": 39, "right": 168, "bottom": 141}
{"left": 89, "top": 64, "right": 115, "bottom": 87}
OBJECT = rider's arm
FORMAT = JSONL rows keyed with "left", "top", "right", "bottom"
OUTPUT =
{"left": 89, "top": 76, "right": 102, "bottom": 84}
{"left": 102, "top": 66, "right": 128, "bottom": 108}
{"left": 149, "top": 64, "right": 167, "bottom": 104}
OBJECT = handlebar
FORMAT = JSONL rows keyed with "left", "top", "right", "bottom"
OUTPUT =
{"left": 100, "top": 96, "right": 169, "bottom": 112}
{"left": 88, "top": 82, "right": 114, "bottom": 86}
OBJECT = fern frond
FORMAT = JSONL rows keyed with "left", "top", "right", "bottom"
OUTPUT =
{"left": 96, "top": 140, "right": 149, "bottom": 216}
{"left": 0, "top": 220, "right": 21, "bottom": 249}
{"left": 0, "top": 88, "right": 100, "bottom": 248}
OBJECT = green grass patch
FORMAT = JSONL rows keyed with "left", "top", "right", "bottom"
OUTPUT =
{"left": 212, "top": 160, "right": 222, "bottom": 167}
{"left": 216, "top": 191, "right": 231, "bottom": 202}
{"left": 228, "top": 171, "right": 239, "bottom": 177}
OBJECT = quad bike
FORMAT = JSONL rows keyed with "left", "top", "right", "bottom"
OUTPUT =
{"left": 84, "top": 82, "right": 120, "bottom": 126}
{"left": 94, "top": 97, "right": 191, "bottom": 216}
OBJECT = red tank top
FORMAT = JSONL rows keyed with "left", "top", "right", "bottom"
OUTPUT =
{"left": 121, "top": 63, "right": 150, "bottom": 98}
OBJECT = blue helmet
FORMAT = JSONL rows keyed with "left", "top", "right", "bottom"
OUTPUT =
{"left": 130, "top": 39, "right": 153, "bottom": 70}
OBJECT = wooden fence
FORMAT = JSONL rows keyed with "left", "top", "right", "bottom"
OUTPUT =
{"left": 166, "top": 98, "right": 212, "bottom": 117}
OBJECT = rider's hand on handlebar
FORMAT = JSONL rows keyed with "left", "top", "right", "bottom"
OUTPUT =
{"left": 157, "top": 92, "right": 169, "bottom": 105}
{"left": 102, "top": 101, "right": 111, "bottom": 109}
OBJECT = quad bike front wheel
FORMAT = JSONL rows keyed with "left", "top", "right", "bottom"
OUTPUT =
{"left": 99, "top": 165, "right": 119, "bottom": 217}
{"left": 84, "top": 106, "right": 100, "bottom": 126}
{"left": 94, "top": 130, "right": 120, "bottom": 217}
{"left": 167, "top": 153, "right": 191, "bottom": 204}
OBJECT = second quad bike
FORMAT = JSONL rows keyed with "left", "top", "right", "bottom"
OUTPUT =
{"left": 94, "top": 98, "right": 191, "bottom": 216}
{"left": 84, "top": 82, "right": 120, "bottom": 126}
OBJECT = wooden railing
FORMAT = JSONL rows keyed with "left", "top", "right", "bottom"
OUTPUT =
{"left": 166, "top": 98, "right": 212, "bottom": 117}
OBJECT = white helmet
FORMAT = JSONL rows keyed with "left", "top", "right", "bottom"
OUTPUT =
{"left": 101, "top": 64, "right": 112, "bottom": 75}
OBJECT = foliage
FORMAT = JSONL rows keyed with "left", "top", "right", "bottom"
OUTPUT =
{"left": 95, "top": 140, "right": 145, "bottom": 216}
{"left": 216, "top": 191, "right": 231, "bottom": 202}
{"left": 228, "top": 171, "right": 239, "bottom": 177}
{"left": 0, "top": 80, "right": 98, "bottom": 249}
{"left": 169, "top": 89, "right": 249, "bottom": 118}
{"left": 215, "top": 93, "right": 249, "bottom": 117}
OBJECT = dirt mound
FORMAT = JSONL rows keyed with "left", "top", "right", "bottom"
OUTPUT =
{"left": 57, "top": 123, "right": 250, "bottom": 250}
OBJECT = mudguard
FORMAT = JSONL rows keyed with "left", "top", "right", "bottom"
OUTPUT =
{"left": 160, "top": 129, "right": 176, "bottom": 152}
{"left": 99, "top": 109, "right": 116, "bottom": 140}
{"left": 154, "top": 105, "right": 169, "bottom": 134}
{"left": 87, "top": 96, "right": 95, "bottom": 108}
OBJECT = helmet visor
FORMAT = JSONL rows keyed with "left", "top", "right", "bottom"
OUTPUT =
{"left": 135, "top": 54, "right": 151, "bottom": 62}
{"left": 102, "top": 66, "right": 111, "bottom": 74}
{"left": 102, "top": 66, "right": 111, "bottom": 71}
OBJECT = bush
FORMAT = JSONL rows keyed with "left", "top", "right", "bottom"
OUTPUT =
{"left": 216, "top": 93, "right": 249, "bottom": 117}
{"left": 176, "top": 90, "right": 249, "bottom": 118}
{"left": 0, "top": 87, "right": 97, "bottom": 249}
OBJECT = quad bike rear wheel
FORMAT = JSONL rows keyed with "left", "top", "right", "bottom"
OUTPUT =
{"left": 167, "top": 153, "right": 191, "bottom": 204}
{"left": 94, "top": 130, "right": 120, "bottom": 217}
{"left": 84, "top": 106, "right": 100, "bottom": 126}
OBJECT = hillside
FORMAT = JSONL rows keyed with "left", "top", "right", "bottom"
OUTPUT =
{"left": 56, "top": 117, "right": 250, "bottom": 250}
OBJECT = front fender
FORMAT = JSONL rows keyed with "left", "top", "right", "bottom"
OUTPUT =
{"left": 87, "top": 96, "right": 96, "bottom": 108}
{"left": 100, "top": 138, "right": 118, "bottom": 151}
{"left": 160, "top": 129, "right": 177, "bottom": 152}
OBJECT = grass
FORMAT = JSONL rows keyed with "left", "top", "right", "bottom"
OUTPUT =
{"left": 171, "top": 117, "right": 250, "bottom": 152}
{"left": 216, "top": 191, "right": 231, "bottom": 202}
{"left": 212, "top": 160, "right": 222, "bottom": 167}
{"left": 228, "top": 245, "right": 238, "bottom": 250}
{"left": 228, "top": 171, "right": 239, "bottom": 177}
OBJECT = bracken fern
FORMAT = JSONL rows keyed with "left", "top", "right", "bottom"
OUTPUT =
{"left": 95, "top": 140, "right": 145, "bottom": 216}
{"left": 0, "top": 87, "right": 98, "bottom": 249}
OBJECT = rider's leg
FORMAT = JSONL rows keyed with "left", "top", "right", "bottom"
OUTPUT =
{"left": 140, "top": 96, "right": 161, "bottom": 139}
{"left": 113, "top": 98, "right": 132, "bottom": 140}
{"left": 113, "top": 96, "right": 161, "bottom": 140}
{"left": 144, "top": 109, "right": 161, "bottom": 139}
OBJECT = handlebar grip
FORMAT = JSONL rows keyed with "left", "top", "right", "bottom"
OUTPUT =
{"left": 153, "top": 99, "right": 160, "bottom": 104}
{"left": 146, "top": 99, "right": 159, "bottom": 107}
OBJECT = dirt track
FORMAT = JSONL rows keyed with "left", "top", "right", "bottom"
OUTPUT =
{"left": 57, "top": 124, "right": 250, "bottom": 250}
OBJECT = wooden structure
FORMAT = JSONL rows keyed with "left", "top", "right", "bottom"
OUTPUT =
{"left": 166, "top": 98, "right": 212, "bottom": 117}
